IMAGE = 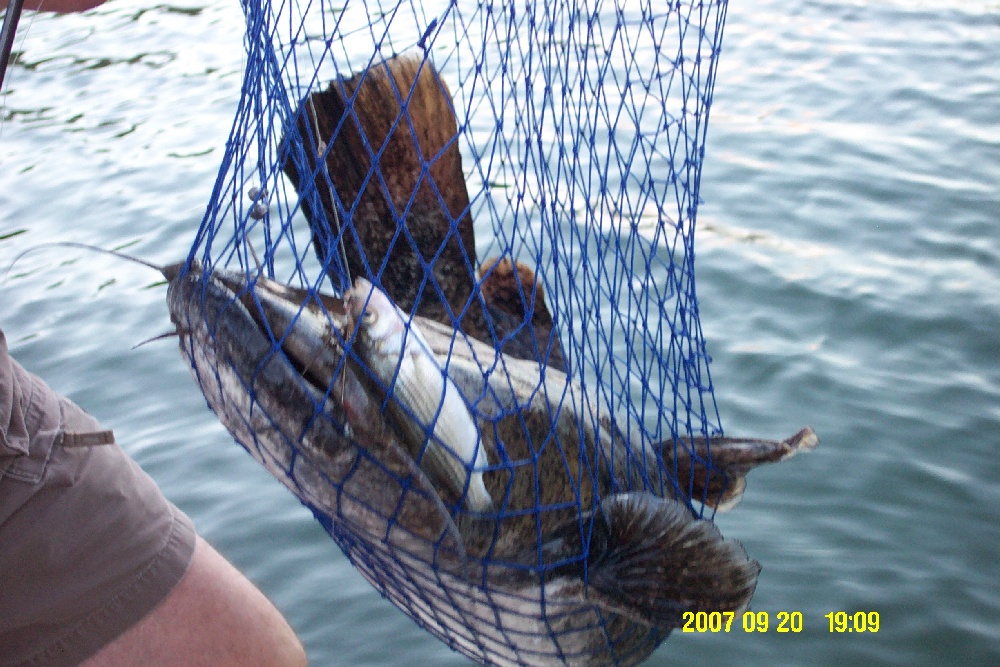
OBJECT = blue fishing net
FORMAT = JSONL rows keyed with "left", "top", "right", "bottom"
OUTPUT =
{"left": 178, "top": 0, "right": 735, "bottom": 664}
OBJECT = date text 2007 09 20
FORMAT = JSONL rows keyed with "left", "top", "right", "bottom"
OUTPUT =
{"left": 681, "top": 611, "right": 880, "bottom": 633}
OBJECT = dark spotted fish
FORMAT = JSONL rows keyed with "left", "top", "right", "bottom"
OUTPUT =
{"left": 164, "top": 263, "right": 817, "bottom": 666}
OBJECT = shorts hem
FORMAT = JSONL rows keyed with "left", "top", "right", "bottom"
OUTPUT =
{"left": 4, "top": 504, "right": 197, "bottom": 667}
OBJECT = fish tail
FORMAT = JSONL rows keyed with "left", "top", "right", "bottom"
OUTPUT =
{"left": 284, "top": 52, "right": 477, "bottom": 320}
{"left": 585, "top": 492, "right": 760, "bottom": 628}
{"left": 665, "top": 425, "right": 820, "bottom": 512}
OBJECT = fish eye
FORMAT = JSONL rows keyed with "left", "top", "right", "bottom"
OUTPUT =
{"left": 363, "top": 308, "right": 377, "bottom": 322}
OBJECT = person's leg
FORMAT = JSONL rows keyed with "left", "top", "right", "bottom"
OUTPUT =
{"left": 1, "top": 333, "right": 306, "bottom": 667}
{"left": 82, "top": 536, "right": 306, "bottom": 667}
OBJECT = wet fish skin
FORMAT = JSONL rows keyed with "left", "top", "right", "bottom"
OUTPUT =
{"left": 344, "top": 277, "right": 494, "bottom": 514}
{"left": 165, "top": 263, "right": 468, "bottom": 562}
{"left": 164, "top": 264, "right": 814, "bottom": 666}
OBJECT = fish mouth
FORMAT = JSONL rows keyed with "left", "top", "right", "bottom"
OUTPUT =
{"left": 166, "top": 262, "right": 494, "bottom": 513}
{"left": 164, "top": 262, "right": 468, "bottom": 560}
{"left": 166, "top": 260, "right": 348, "bottom": 391}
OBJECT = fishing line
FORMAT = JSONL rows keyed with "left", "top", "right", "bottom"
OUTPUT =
{"left": 308, "top": 93, "right": 351, "bottom": 289}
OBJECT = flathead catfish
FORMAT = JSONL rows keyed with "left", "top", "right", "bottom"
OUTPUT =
{"left": 164, "top": 262, "right": 814, "bottom": 666}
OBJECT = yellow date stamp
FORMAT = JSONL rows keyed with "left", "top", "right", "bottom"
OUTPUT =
{"left": 680, "top": 611, "right": 804, "bottom": 633}
{"left": 825, "top": 611, "right": 880, "bottom": 633}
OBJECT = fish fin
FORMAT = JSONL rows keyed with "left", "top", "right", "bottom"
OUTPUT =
{"left": 785, "top": 426, "right": 819, "bottom": 455}
{"left": 662, "top": 426, "right": 819, "bottom": 512}
{"left": 711, "top": 475, "right": 747, "bottom": 513}
{"left": 678, "top": 426, "right": 820, "bottom": 472}
{"left": 584, "top": 492, "right": 760, "bottom": 627}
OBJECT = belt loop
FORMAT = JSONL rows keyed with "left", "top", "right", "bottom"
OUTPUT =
{"left": 58, "top": 430, "right": 117, "bottom": 448}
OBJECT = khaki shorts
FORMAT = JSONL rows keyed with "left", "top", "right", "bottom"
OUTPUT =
{"left": 1, "top": 331, "right": 197, "bottom": 667}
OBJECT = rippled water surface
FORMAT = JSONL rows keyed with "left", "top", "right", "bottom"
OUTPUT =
{"left": 2, "top": 0, "right": 998, "bottom": 665}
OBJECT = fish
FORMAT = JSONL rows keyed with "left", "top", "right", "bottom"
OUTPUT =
{"left": 282, "top": 52, "right": 481, "bottom": 333}
{"left": 164, "top": 262, "right": 817, "bottom": 666}
{"left": 343, "top": 276, "right": 493, "bottom": 513}
{"left": 164, "top": 261, "right": 470, "bottom": 566}
{"left": 281, "top": 52, "right": 568, "bottom": 371}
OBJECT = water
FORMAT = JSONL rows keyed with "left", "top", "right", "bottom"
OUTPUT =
{"left": 2, "top": 0, "right": 998, "bottom": 665}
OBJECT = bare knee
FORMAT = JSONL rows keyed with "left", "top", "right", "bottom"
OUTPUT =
{"left": 83, "top": 536, "right": 307, "bottom": 667}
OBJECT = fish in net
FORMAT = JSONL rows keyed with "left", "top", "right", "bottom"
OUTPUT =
{"left": 169, "top": 1, "right": 818, "bottom": 664}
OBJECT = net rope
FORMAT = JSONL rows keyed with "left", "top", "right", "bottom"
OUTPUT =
{"left": 179, "top": 0, "right": 733, "bottom": 664}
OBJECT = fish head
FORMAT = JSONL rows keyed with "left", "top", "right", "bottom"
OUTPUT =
{"left": 345, "top": 277, "right": 406, "bottom": 356}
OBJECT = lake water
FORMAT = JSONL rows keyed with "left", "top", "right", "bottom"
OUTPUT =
{"left": 2, "top": 0, "right": 998, "bottom": 665}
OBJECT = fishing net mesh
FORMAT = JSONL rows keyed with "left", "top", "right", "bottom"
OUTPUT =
{"left": 183, "top": 0, "right": 730, "bottom": 664}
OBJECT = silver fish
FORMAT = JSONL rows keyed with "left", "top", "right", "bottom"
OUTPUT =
{"left": 343, "top": 277, "right": 493, "bottom": 513}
